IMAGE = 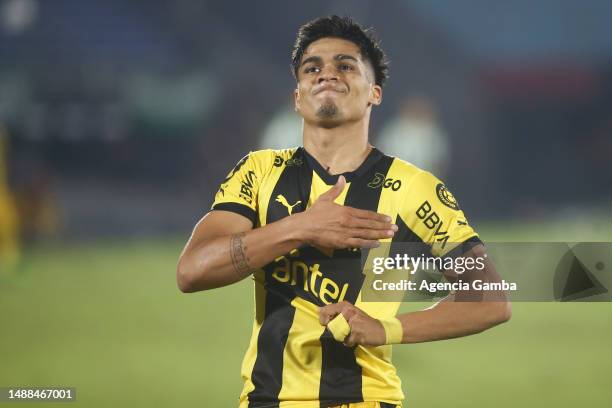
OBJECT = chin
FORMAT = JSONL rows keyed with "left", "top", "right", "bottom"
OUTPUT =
{"left": 314, "top": 116, "right": 345, "bottom": 129}
{"left": 316, "top": 101, "right": 340, "bottom": 117}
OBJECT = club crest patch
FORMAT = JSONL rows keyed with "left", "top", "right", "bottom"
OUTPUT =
{"left": 436, "top": 183, "right": 459, "bottom": 210}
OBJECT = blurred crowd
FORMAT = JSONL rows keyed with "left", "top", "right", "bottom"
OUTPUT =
{"left": 0, "top": 0, "right": 611, "bottom": 258}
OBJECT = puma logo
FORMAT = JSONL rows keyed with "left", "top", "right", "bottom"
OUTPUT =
{"left": 276, "top": 194, "right": 301, "bottom": 215}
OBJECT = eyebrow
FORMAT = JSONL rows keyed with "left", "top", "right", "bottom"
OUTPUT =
{"left": 300, "top": 54, "right": 359, "bottom": 67}
{"left": 335, "top": 54, "right": 358, "bottom": 63}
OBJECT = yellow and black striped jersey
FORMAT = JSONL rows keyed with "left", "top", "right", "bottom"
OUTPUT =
{"left": 211, "top": 147, "right": 480, "bottom": 408}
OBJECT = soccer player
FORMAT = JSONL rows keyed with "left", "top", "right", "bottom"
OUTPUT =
{"left": 177, "top": 16, "right": 511, "bottom": 408}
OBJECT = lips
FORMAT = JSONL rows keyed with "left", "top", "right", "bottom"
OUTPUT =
{"left": 313, "top": 84, "right": 347, "bottom": 95}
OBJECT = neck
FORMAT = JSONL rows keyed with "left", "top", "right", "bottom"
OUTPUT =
{"left": 302, "top": 115, "right": 371, "bottom": 175}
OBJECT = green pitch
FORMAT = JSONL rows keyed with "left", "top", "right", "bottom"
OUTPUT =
{"left": 1, "top": 218, "right": 611, "bottom": 407}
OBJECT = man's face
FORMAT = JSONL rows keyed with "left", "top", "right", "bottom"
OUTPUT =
{"left": 294, "top": 37, "right": 382, "bottom": 128}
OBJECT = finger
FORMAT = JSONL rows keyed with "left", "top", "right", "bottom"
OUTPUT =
{"left": 318, "top": 175, "right": 346, "bottom": 202}
{"left": 343, "top": 332, "right": 357, "bottom": 347}
{"left": 345, "top": 238, "right": 381, "bottom": 249}
{"left": 348, "top": 228, "right": 395, "bottom": 240}
{"left": 347, "top": 207, "right": 392, "bottom": 223}
{"left": 319, "top": 301, "right": 356, "bottom": 324}
{"left": 348, "top": 218, "right": 398, "bottom": 231}
{"left": 319, "top": 302, "right": 346, "bottom": 325}
{"left": 340, "top": 305, "right": 358, "bottom": 322}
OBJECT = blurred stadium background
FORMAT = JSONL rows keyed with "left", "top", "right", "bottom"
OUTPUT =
{"left": 0, "top": 0, "right": 611, "bottom": 406}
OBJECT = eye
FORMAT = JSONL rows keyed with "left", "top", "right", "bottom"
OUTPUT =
{"left": 304, "top": 66, "right": 320, "bottom": 74}
{"left": 339, "top": 64, "right": 354, "bottom": 72}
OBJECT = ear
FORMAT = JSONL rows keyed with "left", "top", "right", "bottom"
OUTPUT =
{"left": 294, "top": 88, "right": 301, "bottom": 112}
{"left": 369, "top": 84, "right": 382, "bottom": 106}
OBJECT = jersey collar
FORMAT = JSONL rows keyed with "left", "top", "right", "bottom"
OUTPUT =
{"left": 299, "top": 146, "right": 384, "bottom": 185}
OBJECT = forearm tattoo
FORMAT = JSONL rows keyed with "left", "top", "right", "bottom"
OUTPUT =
{"left": 230, "top": 232, "right": 251, "bottom": 277}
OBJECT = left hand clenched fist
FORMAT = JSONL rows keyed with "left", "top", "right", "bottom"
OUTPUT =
{"left": 319, "top": 301, "right": 386, "bottom": 347}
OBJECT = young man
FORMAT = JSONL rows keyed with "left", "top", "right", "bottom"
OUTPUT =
{"left": 177, "top": 16, "right": 511, "bottom": 408}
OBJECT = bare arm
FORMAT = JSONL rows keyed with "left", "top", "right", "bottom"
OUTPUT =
{"left": 319, "top": 244, "right": 511, "bottom": 346}
{"left": 397, "top": 244, "right": 511, "bottom": 343}
{"left": 176, "top": 210, "right": 303, "bottom": 292}
{"left": 177, "top": 176, "right": 396, "bottom": 293}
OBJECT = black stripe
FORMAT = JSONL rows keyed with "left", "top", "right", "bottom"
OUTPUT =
{"left": 380, "top": 403, "right": 398, "bottom": 408}
{"left": 389, "top": 214, "right": 433, "bottom": 260}
{"left": 247, "top": 149, "right": 312, "bottom": 407}
{"left": 393, "top": 213, "right": 424, "bottom": 244}
{"left": 247, "top": 280, "right": 295, "bottom": 408}
{"left": 211, "top": 202, "right": 257, "bottom": 225}
{"left": 302, "top": 146, "right": 383, "bottom": 185}
{"left": 318, "top": 154, "right": 393, "bottom": 407}
{"left": 443, "top": 235, "right": 483, "bottom": 259}
{"left": 345, "top": 153, "right": 395, "bottom": 215}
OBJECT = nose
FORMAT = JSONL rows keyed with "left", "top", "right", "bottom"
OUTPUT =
{"left": 317, "top": 64, "right": 339, "bottom": 83}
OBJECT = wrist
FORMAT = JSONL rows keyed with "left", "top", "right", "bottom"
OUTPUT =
{"left": 284, "top": 211, "right": 312, "bottom": 246}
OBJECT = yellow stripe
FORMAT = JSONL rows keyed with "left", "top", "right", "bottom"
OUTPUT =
{"left": 277, "top": 297, "right": 325, "bottom": 406}
{"left": 393, "top": 164, "right": 478, "bottom": 257}
{"left": 354, "top": 288, "right": 404, "bottom": 403}
{"left": 307, "top": 171, "right": 350, "bottom": 257}
{"left": 327, "top": 313, "right": 350, "bottom": 342}
{"left": 239, "top": 270, "right": 267, "bottom": 406}
{"left": 308, "top": 170, "right": 350, "bottom": 206}
{"left": 241, "top": 149, "right": 296, "bottom": 405}
{"left": 327, "top": 400, "right": 401, "bottom": 407}
{"left": 257, "top": 148, "right": 297, "bottom": 226}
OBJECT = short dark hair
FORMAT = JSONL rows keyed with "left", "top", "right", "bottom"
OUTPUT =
{"left": 291, "top": 15, "right": 389, "bottom": 87}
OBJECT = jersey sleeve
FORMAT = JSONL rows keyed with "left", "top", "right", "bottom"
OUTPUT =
{"left": 211, "top": 150, "right": 272, "bottom": 225}
{"left": 401, "top": 170, "right": 481, "bottom": 257}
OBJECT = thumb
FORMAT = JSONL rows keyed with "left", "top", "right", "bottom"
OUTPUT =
{"left": 319, "top": 175, "right": 346, "bottom": 202}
